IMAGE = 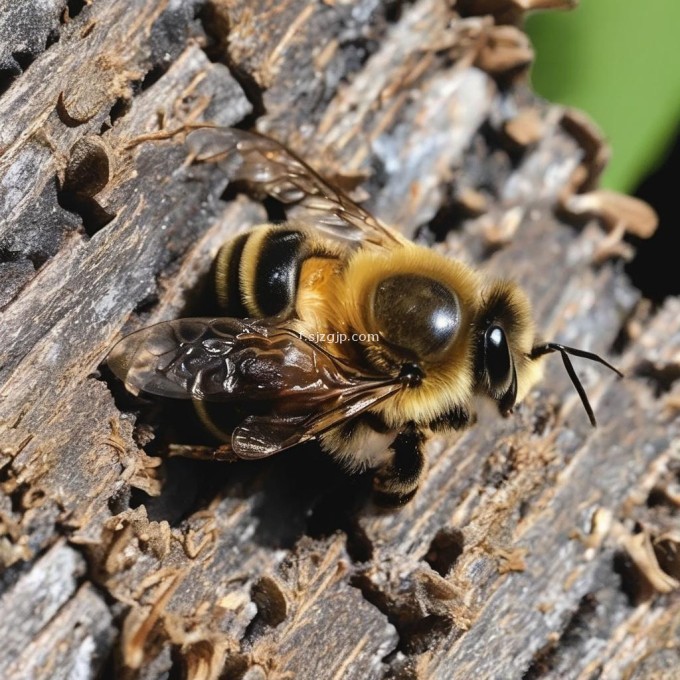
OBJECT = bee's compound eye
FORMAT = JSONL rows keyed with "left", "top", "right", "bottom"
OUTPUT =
{"left": 372, "top": 274, "right": 460, "bottom": 358}
{"left": 484, "top": 324, "right": 511, "bottom": 390}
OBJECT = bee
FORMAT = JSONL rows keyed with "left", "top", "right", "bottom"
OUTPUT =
{"left": 108, "top": 128, "right": 622, "bottom": 504}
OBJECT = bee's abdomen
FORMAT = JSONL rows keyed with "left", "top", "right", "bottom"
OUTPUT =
{"left": 214, "top": 232, "right": 249, "bottom": 316}
{"left": 214, "top": 225, "right": 307, "bottom": 318}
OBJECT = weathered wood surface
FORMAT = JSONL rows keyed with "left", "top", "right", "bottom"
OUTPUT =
{"left": 0, "top": 1, "right": 677, "bottom": 678}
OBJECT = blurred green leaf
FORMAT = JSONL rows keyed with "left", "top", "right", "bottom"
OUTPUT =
{"left": 527, "top": 0, "right": 680, "bottom": 193}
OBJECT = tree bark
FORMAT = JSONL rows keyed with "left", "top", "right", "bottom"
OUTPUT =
{"left": 0, "top": 1, "right": 677, "bottom": 679}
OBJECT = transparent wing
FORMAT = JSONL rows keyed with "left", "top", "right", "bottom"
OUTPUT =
{"left": 231, "top": 379, "right": 400, "bottom": 459}
{"left": 187, "top": 127, "right": 407, "bottom": 249}
{"left": 108, "top": 318, "right": 402, "bottom": 458}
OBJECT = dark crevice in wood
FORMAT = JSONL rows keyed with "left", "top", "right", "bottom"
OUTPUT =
{"left": 140, "top": 64, "right": 169, "bottom": 92}
{"left": 98, "top": 364, "right": 150, "bottom": 424}
{"left": 0, "top": 52, "right": 34, "bottom": 97}
{"left": 127, "top": 457, "right": 223, "bottom": 528}
{"left": 349, "top": 572, "right": 453, "bottom": 655}
{"left": 492, "top": 65, "right": 533, "bottom": 93}
{"left": 197, "top": 8, "right": 266, "bottom": 127}
{"left": 56, "top": 190, "right": 116, "bottom": 237}
{"left": 219, "top": 188, "right": 288, "bottom": 224}
{"left": 633, "top": 360, "right": 680, "bottom": 397}
{"left": 417, "top": 193, "right": 466, "bottom": 244}
{"left": 343, "top": 521, "right": 374, "bottom": 563}
{"left": 613, "top": 550, "right": 649, "bottom": 605}
{"left": 609, "top": 299, "right": 646, "bottom": 356}
{"left": 63, "top": 136, "right": 112, "bottom": 197}
{"left": 654, "top": 538, "right": 680, "bottom": 583}
{"left": 523, "top": 593, "right": 599, "bottom": 679}
{"left": 0, "top": 247, "right": 47, "bottom": 271}
{"left": 12, "top": 51, "right": 34, "bottom": 71}
{"left": 45, "top": 27, "right": 61, "bottom": 49}
{"left": 305, "top": 473, "right": 375, "bottom": 561}
{"left": 166, "top": 649, "right": 185, "bottom": 680}
{"left": 132, "top": 291, "right": 161, "bottom": 317}
{"left": 0, "top": 68, "right": 19, "bottom": 97}
{"left": 479, "top": 119, "right": 524, "bottom": 171}
{"left": 108, "top": 96, "right": 131, "bottom": 127}
{"left": 337, "top": 37, "right": 379, "bottom": 78}
{"left": 218, "top": 181, "right": 244, "bottom": 206}
{"left": 56, "top": 92, "right": 87, "bottom": 127}
{"left": 423, "top": 528, "right": 465, "bottom": 577}
{"left": 262, "top": 195, "right": 289, "bottom": 224}
{"left": 65, "top": 0, "right": 88, "bottom": 22}
{"left": 384, "top": 0, "right": 410, "bottom": 24}
{"left": 309, "top": 506, "right": 375, "bottom": 563}
{"left": 250, "top": 576, "right": 287, "bottom": 627}
{"left": 6, "top": 482, "right": 28, "bottom": 516}
{"left": 0, "top": 248, "right": 23, "bottom": 265}
{"left": 220, "top": 64, "right": 264, "bottom": 130}
{"left": 646, "top": 486, "right": 669, "bottom": 509}
{"left": 106, "top": 486, "right": 131, "bottom": 516}
{"left": 55, "top": 135, "right": 113, "bottom": 233}
{"left": 219, "top": 654, "right": 250, "bottom": 680}
{"left": 242, "top": 576, "right": 288, "bottom": 644}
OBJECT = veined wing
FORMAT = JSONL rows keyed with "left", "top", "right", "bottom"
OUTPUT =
{"left": 108, "top": 317, "right": 403, "bottom": 457}
{"left": 187, "top": 127, "right": 407, "bottom": 249}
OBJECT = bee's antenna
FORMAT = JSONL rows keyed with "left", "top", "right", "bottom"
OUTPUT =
{"left": 530, "top": 343, "right": 623, "bottom": 427}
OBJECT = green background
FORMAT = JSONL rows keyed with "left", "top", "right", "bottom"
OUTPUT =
{"left": 527, "top": 0, "right": 680, "bottom": 193}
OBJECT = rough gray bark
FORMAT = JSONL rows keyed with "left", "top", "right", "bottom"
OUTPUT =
{"left": 0, "top": 1, "right": 677, "bottom": 679}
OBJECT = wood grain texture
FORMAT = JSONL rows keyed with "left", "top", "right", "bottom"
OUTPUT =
{"left": 0, "top": 1, "right": 677, "bottom": 679}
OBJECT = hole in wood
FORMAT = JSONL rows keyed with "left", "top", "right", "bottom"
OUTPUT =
{"left": 12, "top": 51, "right": 34, "bottom": 71}
{"left": 65, "top": 0, "right": 88, "bottom": 21}
{"left": 0, "top": 52, "right": 33, "bottom": 97}
{"left": 349, "top": 572, "right": 455, "bottom": 655}
{"left": 56, "top": 190, "right": 116, "bottom": 237}
{"left": 140, "top": 64, "right": 169, "bottom": 92}
{"left": 45, "top": 27, "right": 61, "bottom": 49}
{"left": 252, "top": 577, "right": 287, "bottom": 624}
{"left": 108, "top": 96, "right": 131, "bottom": 126}
{"left": 424, "top": 527, "right": 464, "bottom": 577}
{"left": 633, "top": 360, "right": 680, "bottom": 398}
{"left": 613, "top": 550, "right": 651, "bottom": 605}
{"left": 58, "top": 136, "right": 116, "bottom": 236}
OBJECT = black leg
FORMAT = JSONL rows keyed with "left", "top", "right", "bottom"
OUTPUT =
{"left": 372, "top": 424, "right": 425, "bottom": 506}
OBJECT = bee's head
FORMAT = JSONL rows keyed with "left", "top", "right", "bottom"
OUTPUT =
{"left": 475, "top": 280, "right": 622, "bottom": 425}
{"left": 474, "top": 281, "right": 535, "bottom": 417}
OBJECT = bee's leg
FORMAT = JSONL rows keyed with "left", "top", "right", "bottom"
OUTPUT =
{"left": 372, "top": 424, "right": 425, "bottom": 506}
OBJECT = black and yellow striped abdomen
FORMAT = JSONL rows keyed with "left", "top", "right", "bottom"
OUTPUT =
{"left": 214, "top": 225, "right": 301, "bottom": 317}
{"left": 214, "top": 224, "right": 343, "bottom": 321}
